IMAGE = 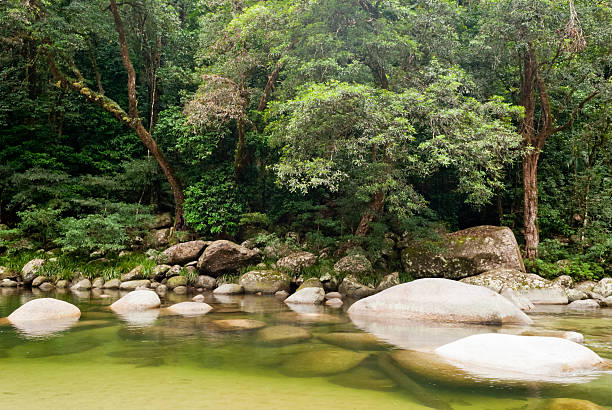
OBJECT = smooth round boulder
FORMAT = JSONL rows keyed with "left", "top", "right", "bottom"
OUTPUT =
{"left": 347, "top": 278, "right": 532, "bottom": 325}
{"left": 8, "top": 298, "right": 81, "bottom": 322}
{"left": 71, "top": 278, "right": 92, "bottom": 291}
{"left": 325, "top": 298, "right": 343, "bottom": 308}
{"left": 239, "top": 270, "right": 289, "bottom": 294}
{"left": 255, "top": 325, "right": 312, "bottom": 345}
{"left": 192, "top": 294, "right": 205, "bottom": 302}
{"left": 103, "top": 278, "right": 121, "bottom": 289}
{"left": 110, "top": 290, "right": 160, "bottom": 313}
{"left": 119, "top": 279, "right": 150, "bottom": 290}
{"left": 284, "top": 287, "right": 325, "bottom": 304}
{"left": 434, "top": 333, "right": 604, "bottom": 381}
{"left": 166, "top": 275, "right": 187, "bottom": 289}
{"left": 21, "top": 258, "right": 45, "bottom": 285}
{"left": 167, "top": 301, "right": 212, "bottom": 316}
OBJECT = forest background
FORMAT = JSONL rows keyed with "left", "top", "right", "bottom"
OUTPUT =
{"left": 0, "top": 0, "right": 610, "bottom": 281}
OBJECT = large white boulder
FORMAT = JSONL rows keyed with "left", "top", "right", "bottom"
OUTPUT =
{"left": 8, "top": 298, "right": 81, "bottom": 322}
{"left": 7, "top": 298, "right": 81, "bottom": 337}
{"left": 434, "top": 333, "right": 604, "bottom": 382}
{"left": 347, "top": 278, "right": 532, "bottom": 325}
{"left": 110, "top": 290, "right": 160, "bottom": 312}
{"left": 167, "top": 301, "right": 213, "bottom": 316}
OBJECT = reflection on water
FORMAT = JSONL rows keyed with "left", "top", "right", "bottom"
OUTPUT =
{"left": 0, "top": 289, "right": 610, "bottom": 410}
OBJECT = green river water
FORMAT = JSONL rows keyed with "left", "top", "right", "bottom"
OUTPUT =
{"left": 0, "top": 288, "right": 610, "bottom": 410}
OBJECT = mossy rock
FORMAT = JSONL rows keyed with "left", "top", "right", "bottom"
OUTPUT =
{"left": 297, "top": 277, "right": 323, "bottom": 291}
{"left": 211, "top": 319, "right": 266, "bottom": 331}
{"left": 280, "top": 348, "right": 369, "bottom": 377}
{"left": 328, "top": 366, "right": 396, "bottom": 391}
{"left": 239, "top": 270, "right": 290, "bottom": 294}
{"left": 166, "top": 275, "right": 188, "bottom": 289}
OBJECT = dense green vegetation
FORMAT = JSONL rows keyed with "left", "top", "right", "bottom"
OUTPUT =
{"left": 0, "top": 0, "right": 610, "bottom": 279}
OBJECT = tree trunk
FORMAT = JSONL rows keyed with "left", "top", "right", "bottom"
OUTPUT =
{"left": 523, "top": 151, "right": 540, "bottom": 260}
{"left": 258, "top": 61, "right": 281, "bottom": 111}
{"left": 109, "top": 0, "right": 185, "bottom": 229}
{"left": 355, "top": 189, "right": 384, "bottom": 236}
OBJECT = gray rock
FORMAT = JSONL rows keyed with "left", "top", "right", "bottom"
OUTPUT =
{"left": 334, "top": 254, "right": 373, "bottom": 276}
{"left": 296, "top": 277, "right": 323, "bottom": 291}
{"left": 197, "top": 240, "right": 259, "bottom": 275}
{"left": 320, "top": 273, "right": 340, "bottom": 292}
{"left": 166, "top": 265, "right": 182, "bottom": 278}
{"left": 155, "top": 284, "right": 167, "bottom": 295}
{"left": 338, "top": 275, "right": 376, "bottom": 299}
{"left": 110, "top": 290, "right": 160, "bottom": 312}
{"left": 574, "top": 281, "right": 597, "bottom": 293}
{"left": 192, "top": 294, "right": 205, "bottom": 302}
{"left": 592, "top": 277, "right": 612, "bottom": 298}
{"left": 31, "top": 276, "right": 52, "bottom": 287}
{"left": 460, "top": 269, "right": 568, "bottom": 304}
{"left": 119, "top": 280, "right": 151, "bottom": 290}
{"left": 276, "top": 251, "right": 316, "bottom": 273}
{"left": 0, "top": 266, "right": 18, "bottom": 280}
{"left": 21, "top": 258, "right": 45, "bottom": 285}
{"left": 162, "top": 240, "right": 208, "bottom": 265}
{"left": 566, "top": 288, "right": 587, "bottom": 302}
{"left": 567, "top": 299, "right": 600, "bottom": 310}
{"left": 239, "top": 270, "right": 290, "bottom": 294}
{"left": 92, "top": 277, "right": 104, "bottom": 288}
{"left": 121, "top": 265, "right": 143, "bottom": 282}
{"left": 401, "top": 225, "right": 525, "bottom": 280}
{"left": 325, "top": 292, "right": 342, "bottom": 299}
{"left": 212, "top": 319, "right": 266, "bottom": 331}
{"left": 38, "top": 282, "right": 55, "bottom": 292}
{"left": 284, "top": 287, "right": 325, "bottom": 304}
{"left": 151, "top": 228, "right": 171, "bottom": 247}
{"left": 173, "top": 285, "right": 187, "bottom": 294}
{"left": 500, "top": 288, "right": 534, "bottom": 311}
{"left": 274, "top": 290, "right": 289, "bottom": 298}
{"left": 152, "top": 264, "right": 171, "bottom": 280}
{"left": 376, "top": 272, "right": 399, "bottom": 292}
{"left": 56, "top": 279, "right": 69, "bottom": 289}
{"left": 213, "top": 284, "right": 243, "bottom": 295}
{"left": 71, "top": 279, "right": 92, "bottom": 290}
{"left": 102, "top": 278, "right": 121, "bottom": 289}
{"left": 195, "top": 275, "right": 216, "bottom": 290}
{"left": 348, "top": 278, "right": 532, "bottom": 325}
{"left": 167, "top": 301, "right": 212, "bottom": 316}
{"left": 602, "top": 296, "right": 612, "bottom": 307}
{"left": 166, "top": 275, "right": 187, "bottom": 289}
{"left": 1, "top": 278, "right": 18, "bottom": 287}
{"left": 152, "top": 212, "right": 173, "bottom": 229}
{"left": 325, "top": 298, "right": 343, "bottom": 308}
{"left": 552, "top": 275, "right": 573, "bottom": 288}
{"left": 262, "top": 242, "right": 293, "bottom": 259}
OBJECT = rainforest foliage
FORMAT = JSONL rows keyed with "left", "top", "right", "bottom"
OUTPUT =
{"left": 0, "top": 0, "right": 610, "bottom": 274}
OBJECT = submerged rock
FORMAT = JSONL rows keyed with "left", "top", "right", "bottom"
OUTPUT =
{"left": 167, "top": 301, "right": 213, "bottom": 316}
{"left": 239, "top": 270, "right": 289, "bottom": 294}
{"left": 280, "top": 348, "right": 369, "bottom": 377}
{"left": 173, "top": 285, "right": 187, "bottom": 294}
{"left": 401, "top": 225, "right": 525, "bottom": 280}
{"left": 255, "top": 325, "right": 312, "bottom": 345}
{"left": 274, "top": 311, "right": 345, "bottom": 324}
{"left": 543, "top": 398, "right": 604, "bottom": 410}
{"left": 110, "top": 290, "right": 160, "bottom": 312}
{"left": 211, "top": 319, "right": 266, "bottom": 331}
{"left": 434, "top": 333, "right": 604, "bottom": 382}
{"left": 197, "top": 240, "right": 259, "bottom": 275}
{"left": 325, "top": 298, "right": 343, "bottom": 308}
{"left": 348, "top": 278, "right": 532, "bottom": 325}
{"left": 317, "top": 332, "right": 388, "bottom": 350}
{"left": 328, "top": 367, "right": 396, "bottom": 391}
{"left": 284, "top": 287, "right": 325, "bottom": 304}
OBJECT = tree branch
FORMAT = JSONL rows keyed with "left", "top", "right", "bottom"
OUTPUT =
{"left": 552, "top": 90, "right": 598, "bottom": 134}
